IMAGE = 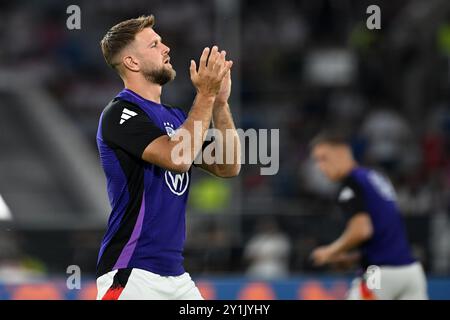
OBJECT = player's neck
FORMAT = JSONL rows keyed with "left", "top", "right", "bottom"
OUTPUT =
{"left": 124, "top": 79, "right": 162, "bottom": 104}
{"left": 341, "top": 160, "right": 358, "bottom": 178}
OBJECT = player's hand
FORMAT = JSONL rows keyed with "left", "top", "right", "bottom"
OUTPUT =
{"left": 215, "top": 68, "right": 232, "bottom": 106}
{"left": 310, "top": 246, "right": 335, "bottom": 266}
{"left": 190, "top": 46, "right": 233, "bottom": 98}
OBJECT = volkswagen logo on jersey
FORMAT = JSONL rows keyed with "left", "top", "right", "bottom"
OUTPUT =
{"left": 162, "top": 121, "right": 189, "bottom": 196}
{"left": 165, "top": 170, "right": 189, "bottom": 196}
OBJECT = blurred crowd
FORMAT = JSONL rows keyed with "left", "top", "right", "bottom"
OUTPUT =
{"left": 0, "top": 0, "right": 449, "bottom": 278}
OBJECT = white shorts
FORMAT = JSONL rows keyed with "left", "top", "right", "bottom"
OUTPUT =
{"left": 96, "top": 268, "right": 204, "bottom": 300}
{"left": 347, "top": 262, "right": 428, "bottom": 300}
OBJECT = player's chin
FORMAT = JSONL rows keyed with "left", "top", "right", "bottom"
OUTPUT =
{"left": 325, "top": 172, "right": 339, "bottom": 182}
{"left": 167, "top": 67, "right": 176, "bottom": 80}
{"left": 163, "top": 62, "right": 173, "bottom": 69}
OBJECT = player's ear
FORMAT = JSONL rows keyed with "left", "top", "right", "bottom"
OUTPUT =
{"left": 122, "top": 54, "right": 140, "bottom": 72}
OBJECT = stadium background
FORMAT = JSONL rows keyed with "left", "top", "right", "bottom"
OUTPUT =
{"left": 0, "top": 0, "right": 449, "bottom": 299}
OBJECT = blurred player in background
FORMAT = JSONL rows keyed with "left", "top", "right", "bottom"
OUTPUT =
{"left": 95, "top": 15, "right": 240, "bottom": 300}
{"left": 309, "top": 132, "right": 428, "bottom": 300}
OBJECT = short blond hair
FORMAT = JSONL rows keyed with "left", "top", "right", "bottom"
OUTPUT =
{"left": 100, "top": 15, "right": 155, "bottom": 69}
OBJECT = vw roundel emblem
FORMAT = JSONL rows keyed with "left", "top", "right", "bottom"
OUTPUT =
{"left": 164, "top": 171, "right": 189, "bottom": 196}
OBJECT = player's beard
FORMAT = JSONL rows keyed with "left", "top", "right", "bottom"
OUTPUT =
{"left": 142, "top": 64, "right": 176, "bottom": 86}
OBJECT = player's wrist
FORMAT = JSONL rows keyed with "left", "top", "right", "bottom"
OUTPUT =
{"left": 214, "top": 100, "right": 229, "bottom": 108}
{"left": 327, "top": 243, "right": 343, "bottom": 258}
{"left": 196, "top": 91, "right": 217, "bottom": 101}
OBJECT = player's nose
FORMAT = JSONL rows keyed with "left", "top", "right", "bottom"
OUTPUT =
{"left": 162, "top": 44, "right": 170, "bottom": 55}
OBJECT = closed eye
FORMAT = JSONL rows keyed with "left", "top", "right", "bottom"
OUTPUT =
{"left": 150, "top": 37, "right": 162, "bottom": 48}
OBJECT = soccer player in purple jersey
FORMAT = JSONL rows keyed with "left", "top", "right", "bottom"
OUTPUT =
{"left": 95, "top": 15, "right": 240, "bottom": 300}
{"left": 309, "top": 132, "right": 427, "bottom": 300}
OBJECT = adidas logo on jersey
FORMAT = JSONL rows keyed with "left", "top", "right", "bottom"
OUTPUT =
{"left": 120, "top": 108, "right": 137, "bottom": 124}
{"left": 338, "top": 187, "right": 355, "bottom": 202}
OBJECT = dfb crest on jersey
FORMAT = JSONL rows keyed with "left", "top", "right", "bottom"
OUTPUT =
{"left": 163, "top": 122, "right": 175, "bottom": 137}
{"left": 162, "top": 122, "right": 189, "bottom": 196}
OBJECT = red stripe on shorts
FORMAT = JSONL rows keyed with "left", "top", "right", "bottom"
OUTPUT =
{"left": 102, "top": 286, "right": 125, "bottom": 300}
{"left": 360, "top": 280, "right": 376, "bottom": 300}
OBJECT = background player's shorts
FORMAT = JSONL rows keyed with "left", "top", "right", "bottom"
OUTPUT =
{"left": 347, "top": 262, "right": 428, "bottom": 300}
{"left": 96, "top": 268, "right": 204, "bottom": 300}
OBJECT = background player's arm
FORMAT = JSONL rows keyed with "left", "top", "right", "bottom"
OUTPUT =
{"left": 196, "top": 70, "right": 241, "bottom": 178}
{"left": 142, "top": 47, "right": 232, "bottom": 173}
{"left": 329, "top": 251, "right": 361, "bottom": 270}
{"left": 311, "top": 213, "right": 373, "bottom": 266}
